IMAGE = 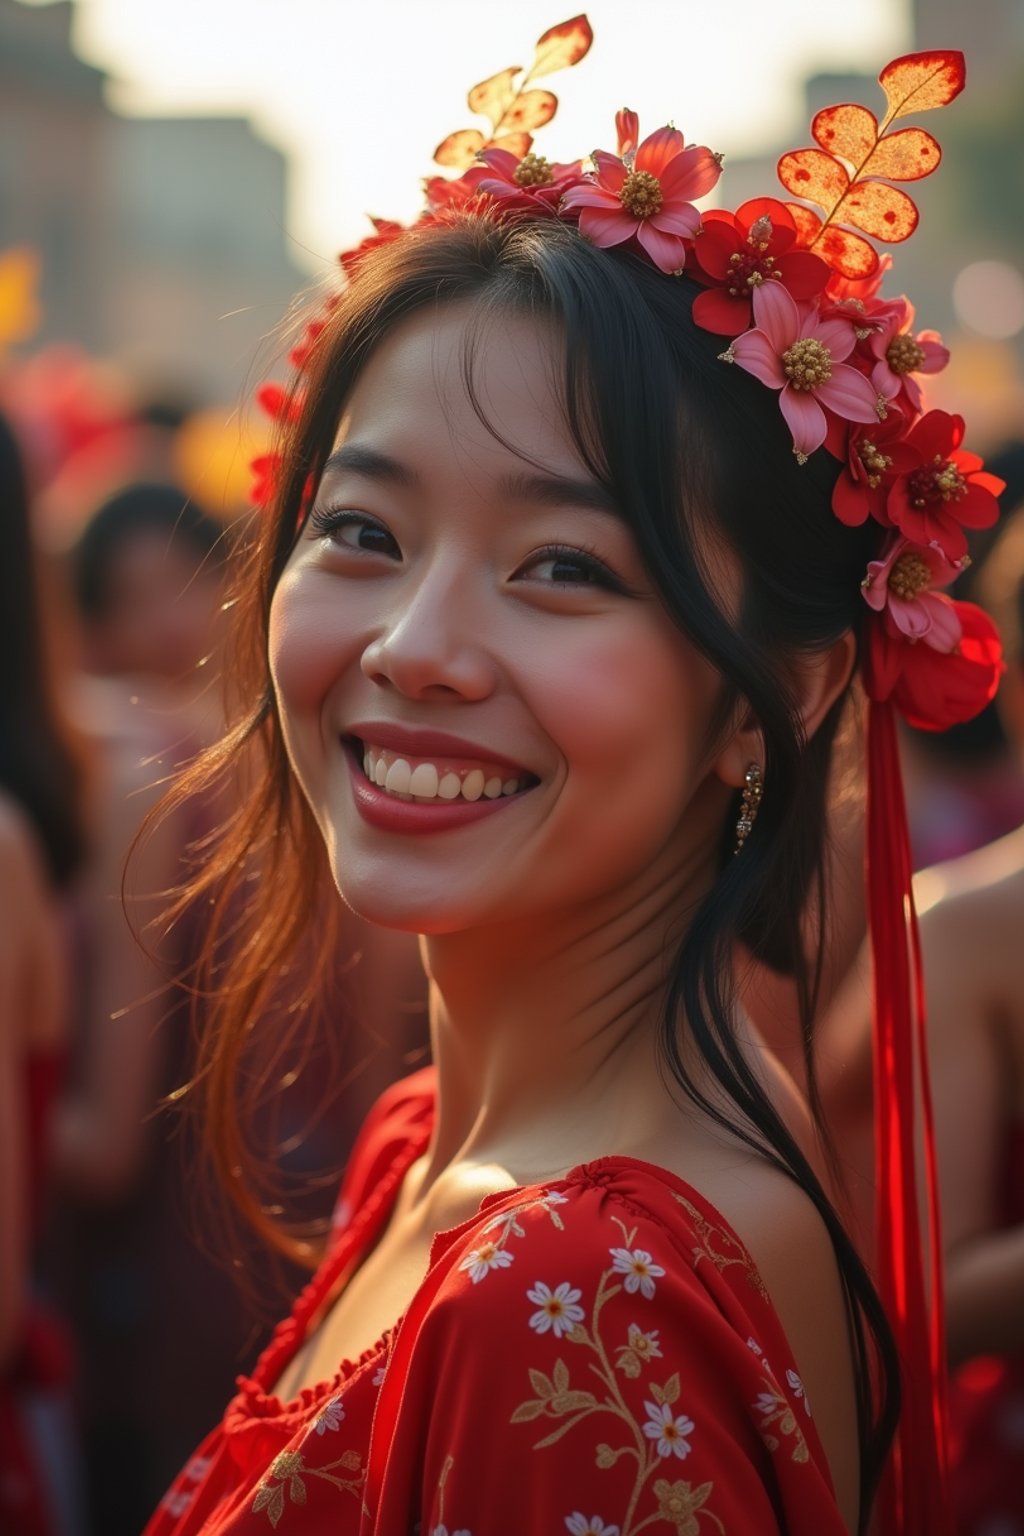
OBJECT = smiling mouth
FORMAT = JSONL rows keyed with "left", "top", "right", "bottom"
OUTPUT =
{"left": 346, "top": 738, "right": 538, "bottom": 805}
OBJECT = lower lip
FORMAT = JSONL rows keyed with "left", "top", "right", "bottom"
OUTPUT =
{"left": 344, "top": 744, "right": 530, "bottom": 834}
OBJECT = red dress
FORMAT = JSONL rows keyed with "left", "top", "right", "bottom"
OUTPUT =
{"left": 146, "top": 1069, "right": 844, "bottom": 1535}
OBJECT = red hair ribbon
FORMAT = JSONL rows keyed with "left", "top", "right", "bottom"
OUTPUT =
{"left": 867, "top": 697, "right": 950, "bottom": 1536}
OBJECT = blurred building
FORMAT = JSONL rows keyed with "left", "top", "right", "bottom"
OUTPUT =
{"left": 0, "top": 0, "right": 309, "bottom": 401}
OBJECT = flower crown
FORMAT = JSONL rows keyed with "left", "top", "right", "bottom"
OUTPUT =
{"left": 254, "top": 16, "right": 1005, "bottom": 734}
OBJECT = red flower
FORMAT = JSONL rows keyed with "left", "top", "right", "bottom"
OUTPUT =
{"left": 561, "top": 118, "right": 722, "bottom": 273}
{"left": 289, "top": 318, "right": 328, "bottom": 372}
{"left": 865, "top": 600, "right": 1005, "bottom": 731}
{"left": 463, "top": 147, "right": 583, "bottom": 215}
{"left": 690, "top": 198, "right": 830, "bottom": 335}
{"left": 887, "top": 411, "right": 1003, "bottom": 560}
{"left": 339, "top": 218, "right": 407, "bottom": 279}
{"left": 256, "top": 382, "right": 304, "bottom": 424}
{"left": 828, "top": 409, "right": 915, "bottom": 527}
{"left": 250, "top": 452, "right": 282, "bottom": 509}
{"left": 721, "top": 281, "right": 884, "bottom": 462}
{"left": 869, "top": 297, "right": 948, "bottom": 414}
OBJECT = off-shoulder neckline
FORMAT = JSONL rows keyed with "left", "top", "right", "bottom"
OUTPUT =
{"left": 233, "top": 1084, "right": 764, "bottom": 1425}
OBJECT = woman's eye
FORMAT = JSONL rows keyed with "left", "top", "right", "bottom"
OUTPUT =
{"left": 522, "top": 546, "right": 622, "bottom": 590}
{"left": 308, "top": 508, "right": 400, "bottom": 558}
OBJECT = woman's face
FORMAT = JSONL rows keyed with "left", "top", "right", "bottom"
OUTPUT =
{"left": 269, "top": 305, "right": 734, "bottom": 933}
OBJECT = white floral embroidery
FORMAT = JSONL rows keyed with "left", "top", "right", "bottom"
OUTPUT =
{"left": 609, "top": 1246, "right": 665, "bottom": 1299}
{"left": 184, "top": 1454, "right": 211, "bottom": 1482}
{"left": 432, "top": 1527, "right": 472, "bottom": 1536}
{"left": 161, "top": 1490, "right": 192, "bottom": 1517}
{"left": 565, "top": 1516, "right": 621, "bottom": 1536}
{"left": 754, "top": 1390, "right": 781, "bottom": 1417}
{"left": 332, "top": 1197, "right": 353, "bottom": 1231}
{"left": 527, "top": 1281, "right": 585, "bottom": 1338}
{"left": 626, "top": 1323, "right": 662, "bottom": 1360}
{"left": 372, "top": 1363, "right": 386, "bottom": 1388}
{"left": 541, "top": 1190, "right": 569, "bottom": 1209}
{"left": 458, "top": 1241, "right": 515, "bottom": 1284}
{"left": 643, "top": 1401, "right": 696, "bottom": 1461}
{"left": 312, "top": 1396, "right": 345, "bottom": 1434}
{"left": 746, "top": 1336, "right": 771, "bottom": 1376}
{"left": 786, "top": 1368, "right": 811, "bottom": 1414}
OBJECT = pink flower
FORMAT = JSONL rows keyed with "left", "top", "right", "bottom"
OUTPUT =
{"left": 462, "top": 146, "right": 584, "bottom": 216}
{"left": 870, "top": 297, "right": 949, "bottom": 413}
{"left": 861, "top": 535, "right": 964, "bottom": 650}
{"left": 561, "top": 117, "right": 722, "bottom": 274}
{"left": 720, "top": 282, "right": 884, "bottom": 462}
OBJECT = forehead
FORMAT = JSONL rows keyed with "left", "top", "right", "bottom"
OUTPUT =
{"left": 332, "top": 303, "right": 588, "bottom": 479}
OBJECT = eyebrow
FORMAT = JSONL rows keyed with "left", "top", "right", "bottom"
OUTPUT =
{"left": 321, "top": 445, "right": 621, "bottom": 520}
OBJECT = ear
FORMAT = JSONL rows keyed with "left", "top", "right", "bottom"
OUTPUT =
{"left": 713, "top": 629, "right": 858, "bottom": 789}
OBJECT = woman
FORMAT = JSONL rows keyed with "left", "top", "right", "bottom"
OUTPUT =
{"left": 144, "top": 44, "right": 1000, "bottom": 1536}
{"left": 0, "top": 409, "right": 88, "bottom": 1535}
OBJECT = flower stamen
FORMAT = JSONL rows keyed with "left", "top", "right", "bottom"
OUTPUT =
{"left": 727, "top": 248, "right": 778, "bottom": 295}
{"left": 782, "top": 336, "right": 832, "bottom": 391}
{"left": 619, "top": 169, "right": 663, "bottom": 217}
{"left": 513, "top": 152, "right": 554, "bottom": 188}
{"left": 886, "top": 333, "right": 926, "bottom": 375}
{"left": 888, "top": 552, "right": 933, "bottom": 600}
{"left": 909, "top": 455, "right": 968, "bottom": 508}
{"left": 859, "top": 439, "right": 893, "bottom": 489}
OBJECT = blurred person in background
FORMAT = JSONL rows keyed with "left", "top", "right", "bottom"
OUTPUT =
{"left": 50, "top": 482, "right": 426, "bottom": 1534}
{"left": 820, "top": 494, "right": 1024, "bottom": 1534}
{"left": 900, "top": 442, "right": 1024, "bottom": 869}
{"left": 49, "top": 481, "right": 238, "bottom": 1533}
{"left": 0, "top": 409, "right": 89, "bottom": 1535}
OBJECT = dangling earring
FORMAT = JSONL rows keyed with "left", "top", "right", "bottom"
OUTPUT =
{"left": 733, "top": 763, "right": 763, "bottom": 856}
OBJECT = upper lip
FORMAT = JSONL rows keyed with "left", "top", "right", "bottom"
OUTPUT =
{"left": 345, "top": 722, "right": 534, "bottom": 778}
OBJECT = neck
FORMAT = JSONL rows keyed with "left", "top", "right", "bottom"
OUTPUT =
{"left": 416, "top": 830, "right": 721, "bottom": 1192}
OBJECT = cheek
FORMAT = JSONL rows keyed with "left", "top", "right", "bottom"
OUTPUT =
{"left": 268, "top": 568, "right": 350, "bottom": 735}
{"left": 531, "top": 616, "right": 717, "bottom": 790}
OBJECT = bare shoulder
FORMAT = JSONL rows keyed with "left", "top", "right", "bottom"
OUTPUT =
{"left": 655, "top": 1135, "right": 859, "bottom": 1533}
{"left": 919, "top": 846, "right": 1024, "bottom": 1031}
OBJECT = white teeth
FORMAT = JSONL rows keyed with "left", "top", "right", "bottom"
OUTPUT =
{"left": 359, "top": 742, "right": 528, "bottom": 804}
{"left": 384, "top": 758, "right": 412, "bottom": 795}
{"left": 408, "top": 762, "right": 439, "bottom": 798}
{"left": 461, "top": 769, "right": 485, "bottom": 802}
{"left": 437, "top": 772, "right": 461, "bottom": 800}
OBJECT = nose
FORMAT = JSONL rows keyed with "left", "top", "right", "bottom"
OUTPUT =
{"left": 360, "top": 559, "right": 498, "bottom": 702}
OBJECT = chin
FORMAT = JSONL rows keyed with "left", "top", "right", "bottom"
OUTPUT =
{"left": 330, "top": 864, "right": 491, "bottom": 936}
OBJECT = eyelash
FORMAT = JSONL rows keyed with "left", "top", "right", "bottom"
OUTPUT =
{"left": 307, "top": 507, "right": 631, "bottom": 594}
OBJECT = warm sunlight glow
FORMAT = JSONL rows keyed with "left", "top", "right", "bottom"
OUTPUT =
{"left": 56, "top": 0, "right": 908, "bottom": 271}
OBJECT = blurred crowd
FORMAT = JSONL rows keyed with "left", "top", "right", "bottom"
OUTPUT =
{"left": 1, "top": 280, "right": 1023, "bottom": 1535}
{"left": 0, "top": 329, "right": 429, "bottom": 1533}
